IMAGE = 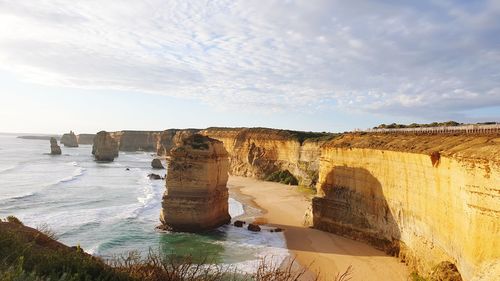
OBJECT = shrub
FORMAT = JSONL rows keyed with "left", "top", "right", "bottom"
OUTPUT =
{"left": 6, "top": 216, "right": 23, "bottom": 225}
{"left": 265, "top": 170, "right": 299, "bottom": 185}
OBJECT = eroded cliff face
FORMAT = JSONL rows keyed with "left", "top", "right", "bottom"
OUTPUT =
{"left": 156, "top": 129, "right": 199, "bottom": 156}
{"left": 201, "top": 128, "right": 331, "bottom": 187}
{"left": 109, "top": 131, "right": 161, "bottom": 152}
{"left": 77, "top": 134, "right": 96, "bottom": 145}
{"left": 313, "top": 133, "right": 500, "bottom": 280}
{"left": 160, "top": 133, "right": 230, "bottom": 232}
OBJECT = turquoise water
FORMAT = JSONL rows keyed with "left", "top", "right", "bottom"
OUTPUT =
{"left": 0, "top": 134, "right": 288, "bottom": 271}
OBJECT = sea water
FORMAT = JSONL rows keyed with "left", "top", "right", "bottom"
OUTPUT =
{"left": 0, "top": 133, "right": 288, "bottom": 271}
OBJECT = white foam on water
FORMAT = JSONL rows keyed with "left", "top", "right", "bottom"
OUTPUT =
{"left": 229, "top": 197, "right": 244, "bottom": 218}
{"left": 0, "top": 191, "right": 38, "bottom": 202}
{"left": 43, "top": 166, "right": 86, "bottom": 187}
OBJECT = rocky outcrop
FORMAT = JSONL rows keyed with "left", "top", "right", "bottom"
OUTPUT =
{"left": 151, "top": 158, "right": 164, "bottom": 169}
{"left": 92, "top": 131, "right": 119, "bottom": 162}
{"left": 160, "top": 133, "right": 231, "bottom": 232}
{"left": 77, "top": 134, "right": 95, "bottom": 145}
{"left": 201, "top": 128, "right": 334, "bottom": 187}
{"left": 312, "top": 133, "right": 500, "bottom": 280}
{"left": 60, "top": 131, "right": 78, "bottom": 147}
{"left": 49, "top": 137, "right": 61, "bottom": 155}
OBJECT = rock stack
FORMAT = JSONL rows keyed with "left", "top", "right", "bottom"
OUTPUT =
{"left": 160, "top": 133, "right": 231, "bottom": 232}
{"left": 49, "top": 137, "right": 61, "bottom": 155}
{"left": 151, "top": 158, "right": 164, "bottom": 169}
{"left": 92, "top": 131, "right": 119, "bottom": 162}
{"left": 60, "top": 131, "right": 79, "bottom": 147}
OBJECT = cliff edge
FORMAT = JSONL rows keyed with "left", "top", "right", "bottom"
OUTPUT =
{"left": 312, "top": 133, "right": 499, "bottom": 280}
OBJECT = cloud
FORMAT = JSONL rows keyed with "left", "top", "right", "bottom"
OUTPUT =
{"left": 0, "top": 0, "right": 498, "bottom": 120}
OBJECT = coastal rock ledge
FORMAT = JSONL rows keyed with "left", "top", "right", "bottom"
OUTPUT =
{"left": 92, "top": 131, "right": 119, "bottom": 162}
{"left": 160, "top": 133, "right": 231, "bottom": 232}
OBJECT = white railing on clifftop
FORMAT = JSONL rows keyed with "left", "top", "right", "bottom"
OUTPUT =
{"left": 360, "top": 123, "right": 500, "bottom": 135}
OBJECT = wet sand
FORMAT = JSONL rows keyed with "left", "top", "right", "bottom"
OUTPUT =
{"left": 228, "top": 176, "right": 408, "bottom": 281}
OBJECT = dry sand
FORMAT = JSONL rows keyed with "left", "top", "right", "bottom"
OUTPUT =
{"left": 228, "top": 176, "right": 408, "bottom": 281}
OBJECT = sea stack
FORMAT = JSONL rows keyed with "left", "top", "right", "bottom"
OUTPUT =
{"left": 92, "top": 131, "right": 119, "bottom": 162}
{"left": 160, "top": 133, "right": 230, "bottom": 232}
{"left": 151, "top": 158, "right": 164, "bottom": 169}
{"left": 60, "top": 131, "right": 79, "bottom": 147}
{"left": 49, "top": 137, "right": 61, "bottom": 155}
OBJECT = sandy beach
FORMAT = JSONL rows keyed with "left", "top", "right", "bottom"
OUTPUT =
{"left": 228, "top": 176, "right": 408, "bottom": 281}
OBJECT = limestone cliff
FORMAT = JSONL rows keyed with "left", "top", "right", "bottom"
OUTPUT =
{"left": 92, "top": 131, "right": 119, "bottom": 162}
{"left": 49, "top": 137, "right": 61, "bottom": 155}
{"left": 60, "top": 131, "right": 78, "bottom": 147}
{"left": 312, "top": 133, "right": 500, "bottom": 280}
{"left": 160, "top": 133, "right": 231, "bottom": 232}
{"left": 156, "top": 129, "right": 199, "bottom": 156}
{"left": 109, "top": 131, "right": 161, "bottom": 152}
{"left": 77, "top": 134, "right": 96, "bottom": 145}
{"left": 201, "top": 128, "right": 334, "bottom": 187}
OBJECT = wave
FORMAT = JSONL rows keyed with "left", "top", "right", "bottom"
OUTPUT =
{"left": 42, "top": 166, "right": 87, "bottom": 187}
{"left": 229, "top": 198, "right": 244, "bottom": 218}
{"left": 0, "top": 164, "right": 18, "bottom": 174}
{"left": 129, "top": 177, "right": 164, "bottom": 219}
{"left": 0, "top": 191, "right": 38, "bottom": 202}
{"left": 11, "top": 191, "right": 37, "bottom": 200}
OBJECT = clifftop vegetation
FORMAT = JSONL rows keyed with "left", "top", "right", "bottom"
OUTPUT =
{"left": 373, "top": 121, "right": 497, "bottom": 129}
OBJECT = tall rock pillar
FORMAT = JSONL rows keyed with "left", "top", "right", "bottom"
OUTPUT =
{"left": 160, "top": 133, "right": 231, "bottom": 232}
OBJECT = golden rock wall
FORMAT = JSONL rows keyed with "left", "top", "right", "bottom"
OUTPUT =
{"left": 313, "top": 134, "right": 499, "bottom": 280}
{"left": 160, "top": 134, "right": 231, "bottom": 232}
{"left": 201, "top": 128, "right": 326, "bottom": 187}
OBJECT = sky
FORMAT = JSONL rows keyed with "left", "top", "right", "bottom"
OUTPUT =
{"left": 0, "top": 0, "right": 499, "bottom": 134}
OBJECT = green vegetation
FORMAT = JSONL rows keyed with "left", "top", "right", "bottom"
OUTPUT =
{"left": 1, "top": 217, "right": 358, "bottom": 281}
{"left": 0, "top": 221, "right": 129, "bottom": 281}
{"left": 410, "top": 272, "right": 428, "bottom": 281}
{"left": 265, "top": 170, "right": 299, "bottom": 185}
{"left": 374, "top": 121, "right": 497, "bottom": 129}
{"left": 374, "top": 121, "right": 461, "bottom": 129}
{"left": 6, "top": 215, "right": 23, "bottom": 225}
{"left": 205, "top": 127, "right": 340, "bottom": 144}
{"left": 189, "top": 134, "right": 209, "bottom": 150}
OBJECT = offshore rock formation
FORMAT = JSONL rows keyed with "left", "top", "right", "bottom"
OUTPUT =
{"left": 312, "top": 133, "right": 500, "bottom": 280}
{"left": 201, "top": 128, "right": 334, "bottom": 187}
{"left": 60, "top": 131, "right": 78, "bottom": 147}
{"left": 49, "top": 137, "right": 61, "bottom": 155}
{"left": 151, "top": 158, "right": 164, "bottom": 169}
{"left": 160, "top": 133, "right": 230, "bottom": 232}
{"left": 92, "top": 131, "right": 119, "bottom": 162}
{"left": 76, "top": 134, "right": 96, "bottom": 145}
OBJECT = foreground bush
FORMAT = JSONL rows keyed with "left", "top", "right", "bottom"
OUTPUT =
{"left": 265, "top": 170, "right": 299, "bottom": 185}
{"left": 1, "top": 219, "right": 356, "bottom": 281}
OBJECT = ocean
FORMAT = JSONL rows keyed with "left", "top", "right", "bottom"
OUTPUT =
{"left": 0, "top": 133, "right": 288, "bottom": 271}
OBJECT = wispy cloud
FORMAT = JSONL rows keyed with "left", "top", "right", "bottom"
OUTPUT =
{"left": 0, "top": 0, "right": 498, "bottom": 119}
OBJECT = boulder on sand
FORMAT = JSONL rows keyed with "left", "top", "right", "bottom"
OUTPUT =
{"left": 247, "top": 223, "right": 261, "bottom": 232}
{"left": 234, "top": 220, "right": 246, "bottom": 227}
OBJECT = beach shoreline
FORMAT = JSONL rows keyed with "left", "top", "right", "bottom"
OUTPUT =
{"left": 228, "top": 176, "right": 408, "bottom": 281}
